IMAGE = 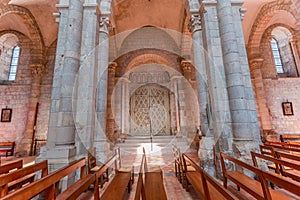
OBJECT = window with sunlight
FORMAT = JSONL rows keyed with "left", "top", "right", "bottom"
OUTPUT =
{"left": 270, "top": 38, "right": 284, "bottom": 74}
{"left": 8, "top": 45, "right": 20, "bottom": 81}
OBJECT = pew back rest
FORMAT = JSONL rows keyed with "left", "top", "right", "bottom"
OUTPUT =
{"left": 251, "top": 151, "right": 300, "bottom": 196}
{"left": 0, "top": 159, "right": 22, "bottom": 175}
{"left": 280, "top": 134, "right": 300, "bottom": 142}
{"left": 0, "top": 142, "right": 15, "bottom": 157}
{"left": 220, "top": 152, "right": 271, "bottom": 200}
{"left": 0, "top": 158, "right": 86, "bottom": 200}
{"left": 183, "top": 154, "right": 238, "bottom": 200}
{"left": 0, "top": 160, "right": 48, "bottom": 197}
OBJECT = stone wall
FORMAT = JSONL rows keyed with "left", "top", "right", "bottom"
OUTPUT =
{"left": 0, "top": 39, "right": 55, "bottom": 154}
{"left": 264, "top": 78, "right": 300, "bottom": 134}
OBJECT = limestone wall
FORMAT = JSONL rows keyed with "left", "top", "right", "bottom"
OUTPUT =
{"left": 264, "top": 78, "right": 300, "bottom": 134}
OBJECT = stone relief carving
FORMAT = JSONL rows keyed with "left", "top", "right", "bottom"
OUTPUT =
{"left": 129, "top": 71, "right": 170, "bottom": 83}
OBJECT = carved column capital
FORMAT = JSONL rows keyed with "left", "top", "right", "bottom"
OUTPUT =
{"left": 181, "top": 60, "right": 193, "bottom": 72}
{"left": 108, "top": 62, "right": 117, "bottom": 71}
{"left": 30, "top": 64, "right": 46, "bottom": 78}
{"left": 249, "top": 58, "right": 264, "bottom": 70}
{"left": 188, "top": 14, "right": 202, "bottom": 33}
{"left": 99, "top": 16, "right": 111, "bottom": 34}
{"left": 239, "top": 8, "right": 247, "bottom": 21}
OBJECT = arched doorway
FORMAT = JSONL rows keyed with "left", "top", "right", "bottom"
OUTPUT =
{"left": 130, "top": 85, "right": 170, "bottom": 136}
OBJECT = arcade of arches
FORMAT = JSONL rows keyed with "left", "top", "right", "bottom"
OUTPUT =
{"left": 0, "top": 0, "right": 299, "bottom": 177}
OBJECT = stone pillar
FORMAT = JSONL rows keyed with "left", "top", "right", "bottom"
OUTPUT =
{"left": 106, "top": 62, "right": 117, "bottom": 143}
{"left": 189, "top": 13, "right": 209, "bottom": 136}
{"left": 74, "top": 1, "right": 99, "bottom": 155}
{"left": 21, "top": 64, "right": 45, "bottom": 156}
{"left": 290, "top": 37, "right": 300, "bottom": 76}
{"left": 181, "top": 61, "right": 196, "bottom": 143}
{"left": 171, "top": 76, "right": 181, "bottom": 136}
{"left": 249, "top": 59, "right": 272, "bottom": 129}
{"left": 217, "top": 0, "right": 260, "bottom": 160}
{"left": 38, "top": 0, "right": 83, "bottom": 190}
{"left": 94, "top": 15, "right": 111, "bottom": 162}
{"left": 121, "top": 77, "right": 130, "bottom": 136}
{"left": 189, "top": 12, "right": 214, "bottom": 174}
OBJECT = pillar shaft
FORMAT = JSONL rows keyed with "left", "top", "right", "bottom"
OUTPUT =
{"left": 106, "top": 62, "right": 117, "bottom": 143}
{"left": 250, "top": 59, "right": 272, "bottom": 131}
{"left": 217, "top": 0, "right": 259, "bottom": 141}
{"left": 21, "top": 64, "right": 45, "bottom": 155}
{"left": 55, "top": 0, "right": 83, "bottom": 146}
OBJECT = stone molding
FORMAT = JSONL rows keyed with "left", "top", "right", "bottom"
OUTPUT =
{"left": 108, "top": 62, "right": 117, "bottom": 71}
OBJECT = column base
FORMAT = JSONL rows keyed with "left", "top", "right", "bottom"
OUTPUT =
{"left": 36, "top": 145, "right": 77, "bottom": 192}
{"left": 198, "top": 136, "right": 215, "bottom": 177}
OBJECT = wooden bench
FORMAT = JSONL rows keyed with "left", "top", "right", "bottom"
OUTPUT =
{"left": 172, "top": 144, "right": 195, "bottom": 187}
{"left": 97, "top": 148, "right": 134, "bottom": 200}
{"left": 0, "top": 159, "right": 22, "bottom": 175}
{"left": 251, "top": 151, "right": 300, "bottom": 197}
{"left": 87, "top": 148, "right": 109, "bottom": 188}
{"left": 274, "top": 150, "right": 300, "bottom": 182}
{"left": 0, "top": 158, "right": 97, "bottom": 200}
{"left": 143, "top": 148, "right": 167, "bottom": 200}
{"left": 182, "top": 153, "right": 238, "bottom": 200}
{"left": 220, "top": 152, "right": 292, "bottom": 200}
{"left": 280, "top": 134, "right": 300, "bottom": 143}
{"left": 0, "top": 142, "right": 15, "bottom": 157}
{"left": 0, "top": 160, "right": 48, "bottom": 197}
{"left": 134, "top": 152, "right": 146, "bottom": 200}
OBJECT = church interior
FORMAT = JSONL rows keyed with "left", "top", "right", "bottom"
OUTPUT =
{"left": 0, "top": 0, "right": 299, "bottom": 199}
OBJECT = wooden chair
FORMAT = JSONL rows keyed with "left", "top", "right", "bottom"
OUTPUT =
{"left": 87, "top": 148, "right": 108, "bottom": 187}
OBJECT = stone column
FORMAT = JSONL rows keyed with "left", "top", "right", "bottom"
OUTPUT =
{"left": 74, "top": 1, "right": 99, "bottom": 155}
{"left": 181, "top": 61, "right": 196, "bottom": 143}
{"left": 94, "top": 15, "right": 111, "bottom": 161}
{"left": 106, "top": 62, "right": 117, "bottom": 143}
{"left": 21, "top": 64, "right": 45, "bottom": 156}
{"left": 37, "top": 0, "right": 83, "bottom": 190}
{"left": 249, "top": 59, "right": 272, "bottom": 129}
{"left": 217, "top": 0, "right": 260, "bottom": 160}
{"left": 188, "top": 12, "right": 214, "bottom": 173}
{"left": 121, "top": 77, "right": 130, "bottom": 136}
{"left": 171, "top": 76, "right": 181, "bottom": 136}
{"left": 289, "top": 37, "right": 300, "bottom": 76}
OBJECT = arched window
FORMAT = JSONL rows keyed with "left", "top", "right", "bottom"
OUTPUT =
{"left": 8, "top": 45, "right": 20, "bottom": 81}
{"left": 270, "top": 38, "right": 284, "bottom": 74}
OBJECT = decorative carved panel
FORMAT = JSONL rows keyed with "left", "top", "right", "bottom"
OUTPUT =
{"left": 130, "top": 85, "right": 170, "bottom": 136}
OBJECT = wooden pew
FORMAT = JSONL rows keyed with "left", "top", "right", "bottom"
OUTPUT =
{"left": 143, "top": 149, "right": 167, "bottom": 200}
{"left": 0, "top": 160, "right": 48, "bottom": 197}
{"left": 265, "top": 141, "right": 300, "bottom": 149}
{"left": 182, "top": 154, "right": 238, "bottom": 200}
{"left": 172, "top": 144, "right": 195, "bottom": 188}
{"left": 0, "top": 142, "right": 15, "bottom": 157}
{"left": 220, "top": 152, "right": 291, "bottom": 200}
{"left": 0, "top": 158, "right": 97, "bottom": 200}
{"left": 134, "top": 152, "right": 146, "bottom": 200}
{"left": 87, "top": 148, "right": 109, "bottom": 187}
{"left": 280, "top": 134, "right": 300, "bottom": 143}
{"left": 274, "top": 150, "right": 300, "bottom": 181}
{"left": 251, "top": 152, "right": 300, "bottom": 197}
{"left": 56, "top": 174, "right": 98, "bottom": 200}
{"left": 98, "top": 148, "right": 134, "bottom": 200}
{"left": 0, "top": 159, "right": 22, "bottom": 175}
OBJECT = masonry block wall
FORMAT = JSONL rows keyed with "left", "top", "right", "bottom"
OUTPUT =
{"left": 0, "top": 39, "right": 55, "bottom": 154}
{"left": 264, "top": 78, "right": 300, "bottom": 134}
